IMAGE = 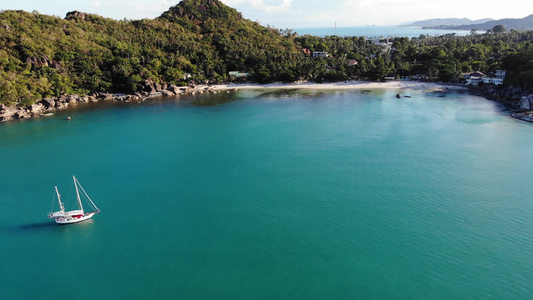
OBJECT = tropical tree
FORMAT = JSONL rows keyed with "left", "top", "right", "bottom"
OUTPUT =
{"left": 492, "top": 25, "right": 506, "bottom": 34}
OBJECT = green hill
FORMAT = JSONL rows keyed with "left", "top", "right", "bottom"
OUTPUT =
{"left": 1, "top": 0, "right": 533, "bottom": 108}
{"left": 157, "top": 0, "right": 303, "bottom": 82}
{"left": 0, "top": 0, "right": 303, "bottom": 106}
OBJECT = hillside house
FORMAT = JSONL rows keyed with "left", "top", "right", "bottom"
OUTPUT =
{"left": 228, "top": 71, "right": 250, "bottom": 77}
{"left": 228, "top": 71, "right": 250, "bottom": 82}
{"left": 465, "top": 70, "right": 506, "bottom": 85}
{"left": 347, "top": 59, "right": 358, "bottom": 66}
{"left": 465, "top": 71, "right": 484, "bottom": 85}
{"left": 371, "top": 38, "right": 393, "bottom": 52}
{"left": 488, "top": 69, "right": 507, "bottom": 85}
{"left": 312, "top": 51, "right": 330, "bottom": 58}
{"left": 384, "top": 73, "right": 396, "bottom": 81}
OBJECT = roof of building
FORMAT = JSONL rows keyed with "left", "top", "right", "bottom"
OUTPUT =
{"left": 228, "top": 71, "right": 249, "bottom": 77}
{"left": 469, "top": 71, "right": 485, "bottom": 77}
{"left": 347, "top": 59, "right": 358, "bottom": 65}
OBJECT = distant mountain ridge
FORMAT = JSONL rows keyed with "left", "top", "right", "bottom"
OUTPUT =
{"left": 399, "top": 18, "right": 492, "bottom": 27}
{"left": 422, "top": 14, "right": 533, "bottom": 31}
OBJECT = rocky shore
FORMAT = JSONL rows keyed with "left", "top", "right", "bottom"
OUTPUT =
{"left": 468, "top": 85, "right": 533, "bottom": 122}
{"left": 3, "top": 79, "right": 533, "bottom": 123}
{"left": 0, "top": 79, "right": 228, "bottom": 123}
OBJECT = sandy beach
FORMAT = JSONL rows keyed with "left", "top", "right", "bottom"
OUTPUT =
{"left": 212, "top": 80, "right": 467, "bottom": 92}
{"left": 0, "top": 80, "right": 467, "bottom": 123}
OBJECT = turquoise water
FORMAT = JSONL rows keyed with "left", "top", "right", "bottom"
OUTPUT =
{"left": 293, "top": 26, "right": 473, "bottom": 38}
{"left": 1, "top": 88, "right": 532, "bottom": 299}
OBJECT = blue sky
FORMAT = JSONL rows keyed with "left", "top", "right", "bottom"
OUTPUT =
{"left": 2, "top": 1, "right": 532, "bottom": 28}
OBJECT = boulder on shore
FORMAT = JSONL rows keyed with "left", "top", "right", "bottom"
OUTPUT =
{"left": 161, "top": 90, "right": 175, "bottom": 96}
{"left": 519, "top": 95, "right": 533, "bottom": 111}
{"left": 30, "top": 103, "right": 45, "bottom": 114}
{"left": 143, "top": 79, "right": 157, "bottom": 93}
{"left": 14, "top": 109, "right": 30, "bottom": 119}
{"left": 41, "top": 98, "right": 56, "bottom": 108}
{"left": 169, "top": 85, "right": 181, "bottom": 95}
{"left": 67, "top": 95, "right": 80, "bottom": 104}
{"left": 0, "top": 105, "right": 17, "bottom": 122}
{"left": 98, "top": 93, "right": 114, "bottom": 101}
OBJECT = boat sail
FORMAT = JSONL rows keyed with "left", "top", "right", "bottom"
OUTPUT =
{"left": 48, "top": 176, "right": 100, "bottom": 224}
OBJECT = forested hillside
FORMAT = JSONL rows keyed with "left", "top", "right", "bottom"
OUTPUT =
{"left": 0, "top": 0, "right": 303, "bottom": 106}
{"left": 1, "top": 0, "right": 533, "bottom": 107}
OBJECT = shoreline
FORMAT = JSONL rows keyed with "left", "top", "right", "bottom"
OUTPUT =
{"left": 211, "top": 80, "right": 466, "bottom": 92}
{"left": 0, "top": 80, "right": 509, "bottom": 123}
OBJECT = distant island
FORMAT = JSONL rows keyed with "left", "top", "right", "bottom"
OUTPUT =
{"left": 1, "top": 0, "right": 533, "bottom": 122}
{"left": 399, "top": 18, "right": 493, "bottom": 28}
{"left": 419, "top": 14, "right": 533, "bottom": 31}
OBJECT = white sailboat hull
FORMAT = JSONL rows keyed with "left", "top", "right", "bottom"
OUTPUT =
{"left": 48, "top": 176, "right": 100, "bottom": 225}
{"left": 53, "top": 212, "right": 96, "bottom": 224}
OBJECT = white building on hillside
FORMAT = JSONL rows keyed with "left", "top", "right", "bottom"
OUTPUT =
{"left": 312, "top": 51, "right": 330, "bottom": 58}
{"left": 371, "top": 38, "right": 393, "bottom": 52}
{"left": 487, "top": 70, "right": 507, "bottom": 85}
{"left": 465, "top": 70, "right": 506, "bottom": 86}
{"left": 465, "top": 71, "right": 484, "bottom": 85}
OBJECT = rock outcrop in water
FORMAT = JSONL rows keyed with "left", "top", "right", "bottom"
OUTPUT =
{"left": 469, "top": 85, "right": 533, "bottom": 122}
{"left": 470, "top": 85, "right": 533, "bottom": 108}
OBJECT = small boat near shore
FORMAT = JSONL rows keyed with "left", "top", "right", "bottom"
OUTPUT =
{"left": 48, "top": 176, "right": 100, "bottom": 224}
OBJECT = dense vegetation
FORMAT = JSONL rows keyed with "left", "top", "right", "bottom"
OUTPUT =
{"left": 296, "top": 30, "right": 533, "bottom": 84}
{"left": 1, "top": 0, "right": 533, "bottom": 106}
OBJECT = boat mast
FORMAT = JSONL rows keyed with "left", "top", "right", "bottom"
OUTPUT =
{"left": 75, "top": 176, "right": 100, "bottom": 213}
{"left": 55, "top": 186, "right": 65, "bottom": 211}
{"left": 74, "top": 175, "right": 84, "bottom": 213}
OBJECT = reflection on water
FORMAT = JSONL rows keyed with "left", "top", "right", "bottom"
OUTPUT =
{"left": 11, "top": 219, "right": 96, "bottom": 234}
{"left": 191, "top": 92, "right": 242, "bottom": 106}
{"left": 16, "top": 221, "right": 56, "bottom": 231}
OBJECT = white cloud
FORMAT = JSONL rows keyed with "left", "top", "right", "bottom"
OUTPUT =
{"left": 7, "top": 0, "right": 532, "bottom": 27}
{"left": 121, "top": 1, "right": 174, "bottom": 19}
{"left": 223, "top": 0, "right": 297, "bottom": 13}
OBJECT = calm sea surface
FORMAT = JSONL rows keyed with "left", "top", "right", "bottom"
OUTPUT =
{"left": 294, "top": 26, "right": 473, "bottom": 38}
{"left": 1, "top": 88, "right": 532, "bottom": 299}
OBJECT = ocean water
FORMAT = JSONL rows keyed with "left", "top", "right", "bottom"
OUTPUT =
{"left": 1, "top": 88, "right": 532, "bottom": 299}
{"left": 293, "top": 25, "right": 473, "bottom": 38}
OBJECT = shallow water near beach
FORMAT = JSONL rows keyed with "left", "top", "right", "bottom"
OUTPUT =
{"left": 1, "top": 88, "right": 532, "bottom": 299}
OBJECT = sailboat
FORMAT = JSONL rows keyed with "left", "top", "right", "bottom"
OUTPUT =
{"left": 48, "top": 176, "right": 100, "bottom": 224}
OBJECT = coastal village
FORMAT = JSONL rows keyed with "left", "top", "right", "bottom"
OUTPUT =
{"left": 2, "top": 54, "right": 533, "bottom": 122}
{"left": 1, "top": 2, "right": 533, "bottom": 123}
{"left": 3, "top": 50, "right": 533, "bottom": 123}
